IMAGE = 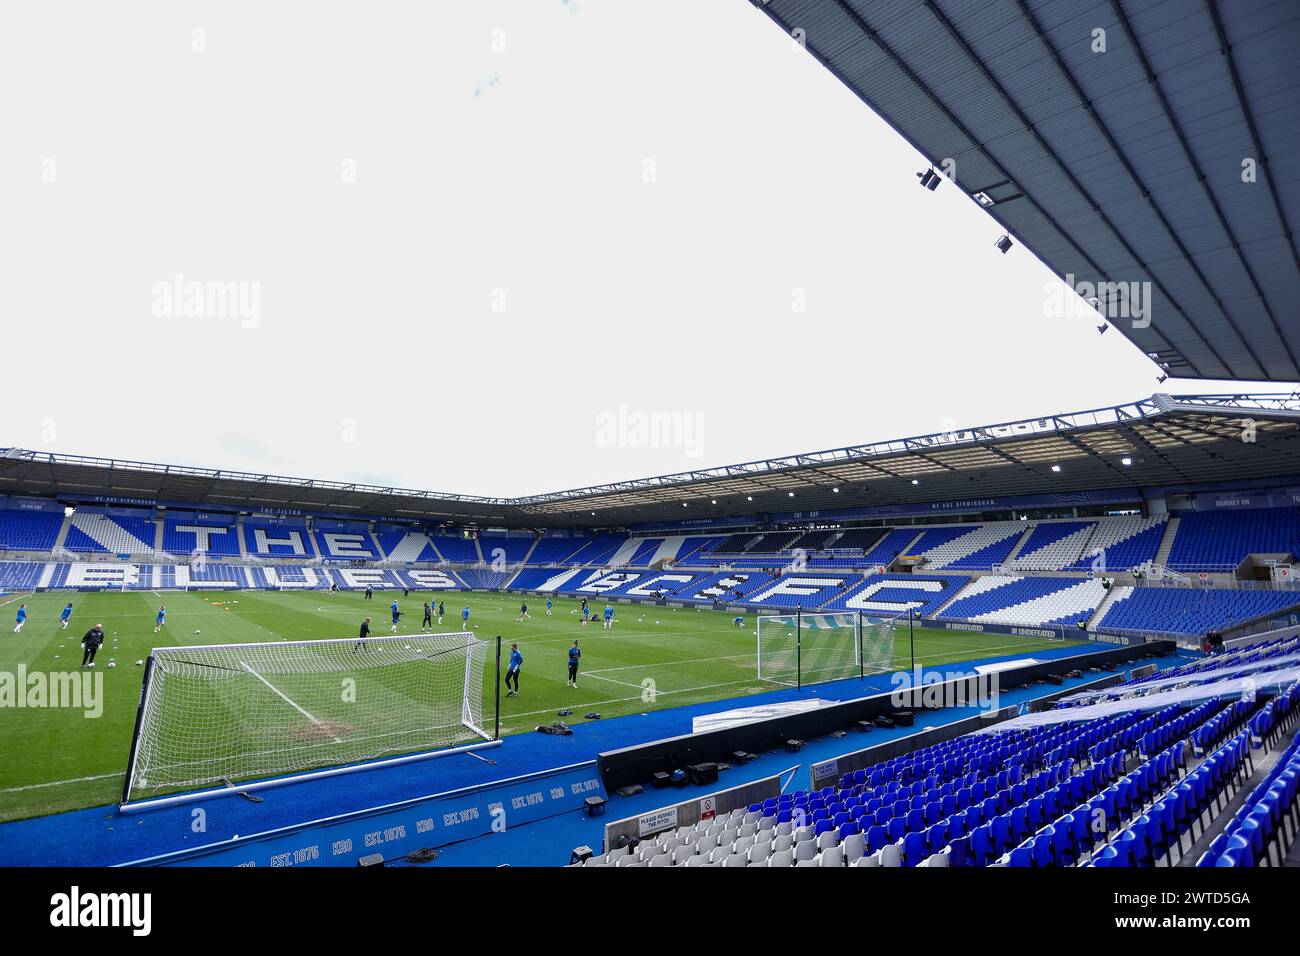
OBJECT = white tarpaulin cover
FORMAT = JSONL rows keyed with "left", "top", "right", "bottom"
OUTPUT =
{"left": 978, "top": 665, "right": 1300, "bottom": 733}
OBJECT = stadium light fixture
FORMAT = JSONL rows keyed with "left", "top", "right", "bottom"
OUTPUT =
{"left": 746, "top": 496, "right": 753, "bottom": 501}
{"left": 917, "top": 168, "right": 941, "bottom": 191}
{"left": 787, "top": 491, "right": 795, "bottom": 497}
{"left": 910, "top": 479, "right": 920, "bottom": 485}
{"left": 1157, "top": 374, "right": 1168, "bottom": 384}
{"left": 832, "top": 487, "right": 839, "bottom": 493}
{"left": 1050, "top": 464, "right": 1061, "bottom": 473}
{"left": 1121, "top": 457, "right": 1132, "bottom": 466}
{"left": 994, "top": 235, "right": 1013, "bottom": 254}
{"left": 1097, "top": 323, "right": 1109, "bottom": 335}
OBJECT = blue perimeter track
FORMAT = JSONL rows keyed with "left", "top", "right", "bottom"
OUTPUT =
{"left": 0, "top": 641, "right": 1190, "bottom": 866}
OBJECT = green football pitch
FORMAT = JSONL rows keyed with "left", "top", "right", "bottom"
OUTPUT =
{"left": 0, "top": 589, "right": 1083, "bottom": 821}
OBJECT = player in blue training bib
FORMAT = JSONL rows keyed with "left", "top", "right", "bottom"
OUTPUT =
{"left": 602, "top": 604, "right": 614, "bottom": 630}
{"left": 59, "top": 602, "right": 73, "bottom": 630}
{"left": 154, "top": 605, "right": 167, "bottom": 633}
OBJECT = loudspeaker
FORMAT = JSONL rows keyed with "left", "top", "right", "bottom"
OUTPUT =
{"left": 686, "top": 762, "right": 719, "bottom": 786}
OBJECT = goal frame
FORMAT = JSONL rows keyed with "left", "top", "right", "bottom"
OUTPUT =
{"left": 757, "top": 608, "right": 896, "bottom": 689}
{"left": 120, "top": 632, "right": 501, "bottom": 813}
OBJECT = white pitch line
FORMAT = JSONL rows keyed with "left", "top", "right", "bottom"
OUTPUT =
{"left": 586, "top": 651, "right": 755, "bottom": 674}
{"left": 582, "top": 672, "right": 650, "bottom": 690}
{"left": 0, "top": 770, "right": 121, "bottom": 794}
{"left": 238, "top": 660, "right": 343, "bottom": 744}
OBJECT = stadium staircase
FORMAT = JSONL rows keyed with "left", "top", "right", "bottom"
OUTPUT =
{"left": 1086, "top": 584, "right": 1127, "bottom": 631}
{"left": 1001, "top": 525, "right": 1037, "bottom": 566}
{"left": 516, "top": 536, "right": 541, "bottom": 567}
{"left": 51, "top": 514, "right": 72, "bottom": 553}
{"left": 1011, "top": 520, "right": 1096, "bottom": 571}
{"left": 649, "top": 535, "right": 687, "bottom": 564}
{"left": 1177, "top": 716, "right": 1299, "bottom": 866}
{"left": 1152, "top": 515, "right": 1181, "bottom": 568}
{"left": 608, "top": 537, "right": 644, "bottom": 567}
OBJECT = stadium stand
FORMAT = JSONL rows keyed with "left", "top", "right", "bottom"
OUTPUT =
{"left": 64, "top": 512, "right": 156, "bottom": 554}
{"left": 821, "top": 573, "right": 968, "bottom": 615}
{"left": 430, "top": 534, "right": 480, "bottom": 563}
{"left": 745, "top": 573, "right": 856, "bottom": 609}
{"left": 937, "top": 575, "right": 1105, "bottom": 628}
{"left": 1010, "top": 521, "right": 1096, "bottom": 571}
{"left": 163, "top": 517, "right": 241, "bottom": 556}
{"left": 314, "top": 529, "right": 381, "bottom": 560}
{"left": 1098, "top": 586, "right": 1300, "bottom": 638}
{"left": 833, "top": 528, "right": 890, "bottom": 552}
{"left": 0, "top": 507, "right": 65, "bottom": 551}
{"left": 673, "top": 571, "right": 774, "bottom": 604}
{"left": 1167, "top": 506, "right": 1300, "bottom": 572}
{"left": 454, "top": 568, "right": 513, "bottom": 590}
{"left": 581, "top": 656, "right": 1299, "bottom": 868}
{"left": 375, "top": 529, "right": 439, "bottom": 562}
{"left": 860, "top": 528, "right": 921, "bottom": 567}
{"left": 561, "top": 534, "right": 627, "bottom": 566}
{"left": 244, "top": 523, "right": 313, "bottom": 558}
{"left": 524, "top": 536, "right": 585, "bottom": 565}
{"left": 478, "top": 532, "right": 534, "bottom": 564}
{"left": 0, "top": 560, "right": 45, "bottom": 590}
{"left": 1068, "top": 515, "right": 1166, "bottom": 572}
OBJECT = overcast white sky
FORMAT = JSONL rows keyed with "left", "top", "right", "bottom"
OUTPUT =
{"left": 0, "top": 1, "right": 1284, "bottom": 499}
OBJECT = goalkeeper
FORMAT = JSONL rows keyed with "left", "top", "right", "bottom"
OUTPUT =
{"left": 353, "top": 617, "right": 372, "bottom": 653}
{"left": 505, "top": 642, "right": 523, "bottom": 697}
{"left": 80, "top": 623, "right": 105, "bottom": 668}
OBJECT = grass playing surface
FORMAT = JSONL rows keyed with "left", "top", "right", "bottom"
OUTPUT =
{"left": 0, "top": 589, "right": 1083, "bottom": 821}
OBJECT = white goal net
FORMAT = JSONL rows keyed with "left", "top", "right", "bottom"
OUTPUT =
{"left": 123, "top": 632, "right": 491, "bottom": 806}
{"left": 757, "top": 611, "right": 897, "bottom": 687}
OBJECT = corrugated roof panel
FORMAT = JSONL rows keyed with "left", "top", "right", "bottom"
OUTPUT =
{"left": 756, "top": 0, "right": 1300, "bottom": 381}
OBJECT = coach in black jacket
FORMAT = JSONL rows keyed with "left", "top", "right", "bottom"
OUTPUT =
{"left": 81, "top": 624, "right": 105, "bottom": 668}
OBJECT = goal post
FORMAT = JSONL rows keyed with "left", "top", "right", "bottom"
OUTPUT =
{"left": 757, "top": 610, "right": 899, "bottom": 688}
{"left": 121, "top": 632, "right": 498, "bottom": 811}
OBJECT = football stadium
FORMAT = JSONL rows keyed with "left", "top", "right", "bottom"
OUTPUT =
{"left": 2, "top": 0, "right": 1298, "bottom": 932}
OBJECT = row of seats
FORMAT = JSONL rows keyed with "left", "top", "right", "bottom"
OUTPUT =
{"left": 11, "top": 506, "right": 1300, "bottom": 573}
{"left": 1197, "top": 682, "right": 1300, "bottom": 866}
{"left": 1170, "top": 507, "right": 1300, "bottom": 572}
{"left": 1099, "top": 586, "right": 1300, "bottom": 637}
{"left": 0, "top": 508, "right": 64, "bottom": 551}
